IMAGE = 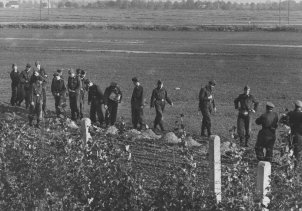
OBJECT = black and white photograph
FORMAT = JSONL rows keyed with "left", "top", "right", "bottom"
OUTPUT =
{"left": 0, "top": 0, "right": 302, "bottom": 210}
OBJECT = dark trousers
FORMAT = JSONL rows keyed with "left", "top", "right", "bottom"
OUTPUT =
{"left": 28, "top": 101, "right": 42, "bottom": 124}
{"left": 237, "top": 114, "right": 251, "bottom": 142}
{"left": 255, "top": 129, "right": 276, "bottom": 162}
{"left": 106, "top": 100, "right": 118, "bottom": 126}
{"left": 90, "top": 100, "right": 104, "bottom": 125}
{"left": 293, "top": 134, "right": 302, "bottom": 166}
{"left": 11, "top": 84, "right": 18, "bottom": 106}
{"left": 131, "top": 106, "right": 144, "bottom": 130}
{"left": 18, "top": 86, "right": 31, "bottom": 109}
{"left": 69, "top": 92, "right": 79, "bottom": 121}
{"left": 79, "top": 91, "right": 85, "bottom": 119}
{"left": 42, "top": 88, "right": 46, "bottom": 113}
{"left": 54, "top": 95, "right": 64, "bottom": 116}
{"left": 201, "top": 107, "right": 211, "bottom": 136}
{"left": 154, "top": 101, "right": 165, "bottom": 130}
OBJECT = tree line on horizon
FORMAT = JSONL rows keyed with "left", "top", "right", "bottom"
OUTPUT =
{"left": 17, "top": 0, "right": 302, "bottom": 10}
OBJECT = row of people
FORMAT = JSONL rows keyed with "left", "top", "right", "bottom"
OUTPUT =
{"left": 9, "top": 63, "right": 301, "bottom": 164}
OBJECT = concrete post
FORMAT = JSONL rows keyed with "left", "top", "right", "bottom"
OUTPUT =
{"left": 81, "top": 118, "right": 91, "bottom": 145}
{"left": 209, "top": 135, "right": 221, "bottom": 203}
{"left": 257, "top": 161, "right": 271, "bottom": 211}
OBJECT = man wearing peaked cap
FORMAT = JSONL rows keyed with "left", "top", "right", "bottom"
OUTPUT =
{"left": 104, "top": 82, "right": 122, "bottom": 126}
{"left": 150, "top": 80, "right": 173, "bottom": 132}
{"left": 51, "top": 71, "right": 66, "bottom": 117}
{"left": 131, "top": 77, "right": 144, "bottom": 130}
{"left": 198, "top": 80, "right": 217, "bottom": 137}
{"left": 283, "top": 100, "right": 302, "bottom": 168}
{"left": 255, "top": 102, "right": 278, "bottom": 162}
{"left": 33, "top": 60, "right": 48, "bottom": 115}
{"left": 234, "top": 85, "right": 259, "bottom": 147}
{"left": 28, "top": 76, "right": 44, "bottom": 128}
{"left": 18, "top": 63, "right": 32, "bottom": 108}
{"left": 67, "top": 68, "right": 81, "bottom": 121}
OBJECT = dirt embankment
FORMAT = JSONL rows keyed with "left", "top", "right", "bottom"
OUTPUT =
{"left": 1, "top": 22, "right": 302, "bottom": 32}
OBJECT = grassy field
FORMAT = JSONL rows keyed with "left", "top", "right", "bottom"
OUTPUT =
{"left": 0, "top": 29, "right": 302, "bottom": 144}
{"left": 0, "top": 8, "right": 302, "bottom": 25}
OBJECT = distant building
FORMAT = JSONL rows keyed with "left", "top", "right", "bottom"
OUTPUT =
{"left": 4, "top": 0, "right": 20, "bottom": 8}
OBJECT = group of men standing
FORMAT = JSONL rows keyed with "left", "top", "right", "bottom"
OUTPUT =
{"left": 198, "top": 81, "right": 301, "bottom": 165}
{"left": 9, "top": 64, "right": 302, "bottom": 165}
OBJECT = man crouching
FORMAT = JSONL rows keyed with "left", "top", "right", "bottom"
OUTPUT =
{"left": 28, "top": 76, "right": 44, "bottom": 128}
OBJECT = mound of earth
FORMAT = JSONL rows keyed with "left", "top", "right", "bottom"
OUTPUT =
{"left": 162, "top": 132, "right": 181, "bottom": 144}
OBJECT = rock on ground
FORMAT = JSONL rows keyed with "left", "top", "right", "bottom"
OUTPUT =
{"left": 185, "top": 136, "right": 201, "bottom": 147}
{"left": 141, "top": 129, "right": 161, "bottom": 140}
{"left": 162, "top": 132, "right": 181, "bottom": 144}
{"left": 66, "top": 118, "right": 79, "bottom": 129}
{"left": 106, "top": 126, "right": 119, "bottom": 135}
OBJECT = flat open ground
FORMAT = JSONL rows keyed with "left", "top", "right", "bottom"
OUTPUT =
{"left": 0, "top": 8, "right": 302, "bottom": 25}
{"left": 0, "top": 29, "right": 302, "bottom": 142}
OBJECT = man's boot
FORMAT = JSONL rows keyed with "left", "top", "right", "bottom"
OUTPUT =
{"left": 29, "top": 118, "right": 33, "bottom": 127}
{"left": 244, "top": 139, "right": 249, "bottom": 147}
{"left": 35, "top": 120, "right": 40, "bottom": 129}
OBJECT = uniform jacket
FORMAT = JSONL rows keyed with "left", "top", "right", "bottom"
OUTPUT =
{"left": 256, "top": 111, "right": 278, "bottom": 132}
{"left": 51, "top": 78, "right": 66, "bottom": 96}
{"left": 199, "top": 85, "right": 215, "bottom": 109}
{"left": 88, "top": 84, "right": 105, "bottom": 104}
{"left": 234, "top": 93, "right": 259, "bottom": 114}
{"left": 287, "top": 110, "right": 302, "bottom": 135}
{"left": 10, "top": 70, "right": 20, "bottom": 87}
{"left": 150, "top": 87, "right": 172, "bottom": 107}
{"left": 67, "top": 76, "right": 81, "bottom": 93}
{"left": 104, "top": 85, "right": 122, "bottom": 104}
{"left": 131, "top": 85, "right": 144, "bottom": 109}
{"left": 30, "top": 82, "right": 43, "bottom": 103}
{"left": 19, "top": 70, "right": 32, "bottom": 89}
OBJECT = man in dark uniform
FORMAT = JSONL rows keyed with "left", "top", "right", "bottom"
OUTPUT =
{"left": 28, "top": 76, "right": 44, "bottom": 128}
{"left": 104, "top": 82, "right": 122, "bottom": 126}
{"left": 87, "top": 80, "right": 105, "bottom": 126}
{"left": 199, "top": 80, "right": 217, "bottom": 137}
{"left": 10, "top": 64, "right": 19, "bottom": 106}
{"left": 255, "top": 102, "right": 279, "bottom": 162}
{"left": 67, "top": 69, "right": 81, "bottom": 121}
{"left": 76, "top": 69, "right": 86, "bottom": 119}
{"left": 51, "top": 72, "right": 66, "bottom": 117}
{"left": 131, "top": 77, "right": 144, "bottom": 130}
{"left": 285, "top": 100, "right": 302, "bottom": 167}
{"left": 150, "top": 80, "right": 173, "bottom": 131}
{"left": 33, "top": 61, "right": 48, "bottom": 115}
{"left": 18, "top": 64, "right": 32, "bottom": 108}
{"left": 234, "top": 85, "right": 259, "bottom": 146}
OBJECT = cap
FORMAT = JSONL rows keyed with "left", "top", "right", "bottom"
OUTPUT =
{"left": 157, "top": 80, "right": 162, "bottom": 85}
{"left": 244, "top": 85, "right": 251, "bottom": 90}
{"left": 76, "top": 68, "right": 82, "bottom": 75}
{"left": 132, "top": 77, "right": 138, "bottom": 83}
{"left": 266, "top": 102, "right": 275, "bottom": 109}
{"left": 110, "top": 82, "right": 117, "bottom": 87}
{"left": 37, "top": 76, "right": 43, "bottom": 81}
{"left": 26, "top": 63, "right": 31, "bottom": 68}
{"left": 295, "top": 100, "right": 302, "bottom": 108}
{"left": 57, "top": 69, "right": 62, "bottom": 73}
{"left": 68, "top": 69, "right": 75, "bottom": 75}
{"left": 80, "top": 70, "right": 86, "bottom": 75}
{"left": 53, "top": 72, "right": 59, "bottom": 77}
{"left": 35, "top": 61, "right": 40, "bottom": 66}
{"left": 209, "top": 80, "right": 216, "bottom": 86}
{"left": 84, "top": 79, "right": 91, "bottom": 85}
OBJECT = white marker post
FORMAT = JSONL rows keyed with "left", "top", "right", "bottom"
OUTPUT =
{"left": 81, "top": 118, "right": 91, "bottom": 146}
{"left": 209, "top": 135, "right": 222, "bottom": 203}
{"left": 257, "top": 161, "right": 271, "bottom": 211}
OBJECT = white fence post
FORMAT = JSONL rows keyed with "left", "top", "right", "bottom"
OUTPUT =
{"left": 81, "top": 118, "right": 91, "bottom": 145}
{"left": 257, "top": 161, "right": 271, "bottom": 211}
{"left": 209, "top": 135, "right": 222, "bottom": 203}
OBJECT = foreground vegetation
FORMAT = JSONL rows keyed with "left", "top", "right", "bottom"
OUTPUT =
{"left": 0, "top": 104, "right": 301, "bottom": 210}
